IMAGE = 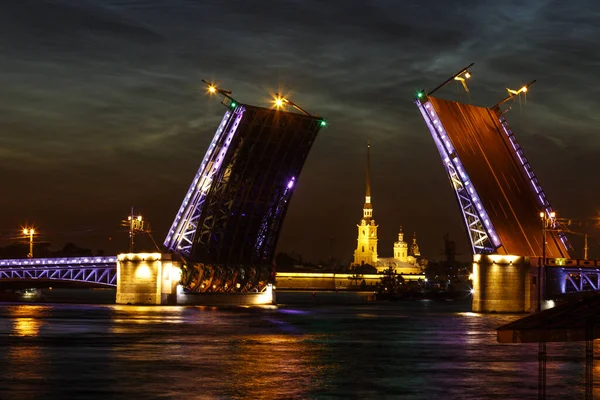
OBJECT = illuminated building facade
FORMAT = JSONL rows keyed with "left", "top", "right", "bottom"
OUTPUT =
{"left": 393, "top": 227, "right": 408, "bottom": 262}
{"left": 352, "top": 143, "right": 423, "bottom": 274}
{"left": 353, "top": 142, "right": 378, "bottom": 266}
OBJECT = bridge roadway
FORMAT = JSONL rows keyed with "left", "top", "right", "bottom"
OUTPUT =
{"left": 0, "top": 256, "right": 117, "bottom": 286}
{"left": 427, "top": 97, "right": 567, "bottom": 258}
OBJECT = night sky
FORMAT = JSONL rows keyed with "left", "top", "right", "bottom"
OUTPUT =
{"left": 1, "top": 1, "right": 599, "bottom": 262}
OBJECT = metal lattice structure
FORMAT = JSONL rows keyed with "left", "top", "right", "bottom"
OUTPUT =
{"left": 164, "top": 108, "right": 241, "bottom": 255}
{"left": 164, "top": 101, "right": 322, "bottom": 292}
{"left": 0, "top": 256, "right": 117, "bottom": 286}
{"left": 416, "top": 99, "right": 498, "bottom": 254}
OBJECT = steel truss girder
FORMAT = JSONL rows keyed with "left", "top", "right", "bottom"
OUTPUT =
{"left": 166, "top": 103, "right": 321, "bottom": 270}
{"left": 163, "top": 108, "right": 242, "bottom": 254}
{"left": 0, "top": 256, "right": 117, "bottom": 286}
{"left": 193, "top": 111, "right": 318, "bottom": 265}
{"left": 416, "top": 99, "right": 499, "bottom": 254}
{"left": 563, "top": 269, "right": 600, "bottom": 293}
{"left": 0, "top": 266, "right": 116, "bottom": 286}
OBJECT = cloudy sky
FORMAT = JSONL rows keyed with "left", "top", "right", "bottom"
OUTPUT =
{"left": 1, "top": 0, "right": 599, "bottom": 261}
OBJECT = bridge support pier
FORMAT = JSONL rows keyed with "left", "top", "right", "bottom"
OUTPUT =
{"left": 115, "top": 253, "right": 276, "bottom": 306}
{"left": 472, "top": 255, "right": 533, "bottom": 313}
{"left": 116, "top": 253, "right": 180, "bottom": 305}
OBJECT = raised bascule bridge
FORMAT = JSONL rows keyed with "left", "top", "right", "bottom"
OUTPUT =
{"left": 160, "top": 84, "right": 324, "bottom": 300}
{"left": 0, "top": 82, "right": 325, "bottom": 305}
{"left": 416, "top": 64, "right": 599, "bottom": 313}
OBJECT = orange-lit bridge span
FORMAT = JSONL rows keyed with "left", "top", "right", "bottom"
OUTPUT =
{"left": 416, "top": 92, "right": 575, "bottom": 312}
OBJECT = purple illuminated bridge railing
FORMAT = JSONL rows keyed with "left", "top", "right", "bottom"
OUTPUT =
{"left": 0, "top": 256, "right": 117, "bottom": 286}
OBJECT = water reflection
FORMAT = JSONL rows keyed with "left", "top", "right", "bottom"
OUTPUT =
{"left": 110, "top": 305, "right": 188, "bottom": 334}
{"left": 2, "top": 306, "right": 48, "bottom": 398}
{"left": 225, "top": 334, "right": 332, "bottom": 398}
{"left": 1, "top": 302, "right": 599, "bottom": 399}
{"left": 12, "top": 317, "right": 41, "bottom": 336}
{"left": 8, "top": 305, "right": 48, "bottom": 336}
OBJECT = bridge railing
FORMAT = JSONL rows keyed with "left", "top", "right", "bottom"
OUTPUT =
{"left": 0, "top": 256, "right": 117, "bottom": 286}
{"left": 0, "top": 256, "right": 117, "bottom": 267}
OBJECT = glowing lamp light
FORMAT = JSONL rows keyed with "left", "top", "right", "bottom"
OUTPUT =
{"left": 274, "top": 97, "right": 284, "bottom": 108}
{"left": 416, "top": 91, "right": 424, "bottom": 99}
{"left": 521, "top": 86, "right": 528, "bottom": 93}
{"left": 230, "top": 102, "right": 237, "bottom": 108}
{"left": 208, "top": 85, "right": 217, "bottom": 94}
{"left": 320, "top": 120, "right": 327, "bottom": 127}
{"left": 287, "top": 177, "right": 295, "bottom": 189}
{"left": 464, "top": 72, "right": 471, "bottom": 79}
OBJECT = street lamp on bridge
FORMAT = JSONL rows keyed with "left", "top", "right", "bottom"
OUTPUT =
{"left": 538, "top": 210, "right": 555, "bottom": 400}
{"left": 121, "top": 207, "right": 149, "bottom": 253}
{"left": 539, "top": 211, "right": 556, "bottom": 312}
{"left": 22, "top": 228, "right": 35, "bottom": 258}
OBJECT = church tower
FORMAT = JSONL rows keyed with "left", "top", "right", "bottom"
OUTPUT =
{"left": 353, "top": 141, "right": 378, "bottom": 266}
{"left": 410, "top": 232, "right": 421, "bottom": 257}
{"left": 393, "top": 226, "right": 408, "bottom": 262}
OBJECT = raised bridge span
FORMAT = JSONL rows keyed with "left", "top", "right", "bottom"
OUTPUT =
{"left": 415, "top": 67, "right": 592, "bottom": 312}
{"left": 1, "top": 85, "right": 324, "bottom": 305}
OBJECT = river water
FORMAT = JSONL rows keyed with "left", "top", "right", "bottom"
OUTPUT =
{"left": 0, "top": 299, "right": 594, "bottom": 399}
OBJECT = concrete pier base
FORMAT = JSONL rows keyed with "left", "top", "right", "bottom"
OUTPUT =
{"left": 472, "top": 255, "right": 533, "bottom": 313}
{"left": 116, "top": 253, "right": 180, "bottom": 305}
{"left": 115, "top": 253, "right": 275, "bottom": 306}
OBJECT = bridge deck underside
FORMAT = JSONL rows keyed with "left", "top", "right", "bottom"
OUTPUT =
{"left": 429, "top": 97, "right": 566, "bottom": 258}
{"left": 191, "top": 106, "right": 321, "bottom": 266}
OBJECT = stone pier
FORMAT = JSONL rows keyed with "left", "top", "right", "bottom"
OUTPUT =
{"left": 115, "top": 253, "right": 275, "bottom": 306}
{"left": 472, "top": 255, "right": 534, "bottom": 313}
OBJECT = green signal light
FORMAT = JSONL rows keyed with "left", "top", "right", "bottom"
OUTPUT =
{"left": 230, "top": 102, "right": 237, "bottom": 108}
{"left": 416, "top": 91, "right": 424, "bottom": 99}
{"left": 320, "top": 120, "right": 327, "bottom": 127}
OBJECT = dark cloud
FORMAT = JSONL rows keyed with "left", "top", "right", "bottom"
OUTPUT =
{"left": 1, "top": 0, "right": 599, "bottom": 261}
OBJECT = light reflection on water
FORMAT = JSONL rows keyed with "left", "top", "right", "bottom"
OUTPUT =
{"left": 0, "top": 301, "right": 596, "bottom": 399}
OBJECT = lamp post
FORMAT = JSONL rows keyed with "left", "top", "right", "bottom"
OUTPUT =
{"left": 538, "top": 210, "right": 555, "bottom": 400}
{"left": 23, "top": 228, "right": 35, "bottom": 258}
{"left": 538, "top": 211, "right": 555, "bottom": 312}
{"left": 121, "top": 207, "right": 145, "bottom": 253}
